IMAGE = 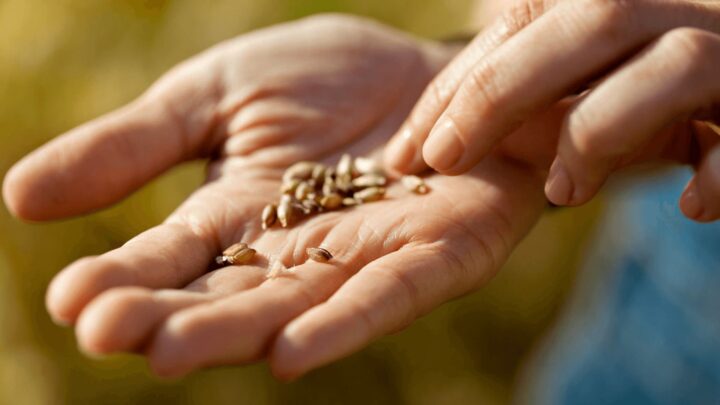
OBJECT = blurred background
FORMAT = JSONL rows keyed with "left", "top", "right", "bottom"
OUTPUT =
{"left": 0, "top": 1, "right": 603, "bottom": 404}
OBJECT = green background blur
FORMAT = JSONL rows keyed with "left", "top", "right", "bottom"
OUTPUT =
{"left": 0, "top": 1, "right": 602, "bottom": 404}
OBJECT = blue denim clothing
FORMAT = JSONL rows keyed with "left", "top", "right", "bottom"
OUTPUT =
{"left": 521, "top": 169, "right": 720, "bottom": 405}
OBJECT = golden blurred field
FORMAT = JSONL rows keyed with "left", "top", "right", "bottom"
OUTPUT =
{"left": 0, "top": 1, "right": 602, "bottom": 404}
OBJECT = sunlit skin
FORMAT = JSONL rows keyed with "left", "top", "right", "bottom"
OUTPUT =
{"left": 385, "top": 0, "right": 720, "bottom": 220}
{"left": 3, "top": 15, "right": 562, "bottom": 379}
{"left": 6, "top": 1, "right": 719, "bottom": 380}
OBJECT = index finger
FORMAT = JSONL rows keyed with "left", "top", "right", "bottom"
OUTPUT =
{"left": 384, "top": 0, "right": 561, "bottom": 174}
{"left": 419, "top": 0, "right": 720, "bottom": 175}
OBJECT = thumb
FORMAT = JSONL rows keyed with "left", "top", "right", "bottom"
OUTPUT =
{"left": 3, "top": 57, "right": 221, "bottom": 221}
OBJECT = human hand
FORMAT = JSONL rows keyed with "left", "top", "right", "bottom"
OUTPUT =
{"left": 385, "top": 0, "right": 720, "bottom": 221}
{"left": 3, "top": 15, "right": 552, "bottom": 379}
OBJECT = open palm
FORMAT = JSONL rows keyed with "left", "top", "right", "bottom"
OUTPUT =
{"left": 4, "top": 15, "right": 549, "bottom": 379}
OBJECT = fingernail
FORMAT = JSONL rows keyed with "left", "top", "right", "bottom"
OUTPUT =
{"left": 545, "top": 160, "right": 574, "bottom": 205}
{"left": 423, "top": 119, "right": 463, "bottom": 172}
{"left": 680, "top": 180, "right": 704, "bottom": 220}
{"left": 385, "top": 128, "right": 417, "bottom": 172}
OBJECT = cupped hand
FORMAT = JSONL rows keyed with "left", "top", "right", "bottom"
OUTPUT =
{"left": 385, "top": 0, "right": 720, "bottom": 221}
{"left": 3, "top": 14, "right": 551, "bottom": 379}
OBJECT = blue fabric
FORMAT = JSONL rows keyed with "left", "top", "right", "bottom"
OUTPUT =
{"left": 526, "top": 169, "right": 720, "bottom": 405}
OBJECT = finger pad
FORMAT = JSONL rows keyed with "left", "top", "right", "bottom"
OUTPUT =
{"left": 2, "top": 158, "right": 56, "bottom": 221}
{"left": 46, "top": 257, "right": 133, "bottom": 325}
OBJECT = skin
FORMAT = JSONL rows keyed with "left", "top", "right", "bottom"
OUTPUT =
{"left": 385, "top": 0, "right": 720, "bottom": 221}
{"left": 3, "top": 15, "right": 564, "bottom": 379}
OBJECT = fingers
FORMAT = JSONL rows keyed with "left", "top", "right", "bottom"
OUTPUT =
{"left": 406, "top": 0, "right": 720, "bottom": 175}
{"left": 75, "top": 288, "right": 211, "bottom": 355}
{"left": 546, "top": 28, "right": 720, "bottom": 205}
{"left": 3, "top": 56, "right": 221, "bottom": 220}
{"left": 145, "top": 262, "right": 350, "bottom": 377}
{"left": 46, "top": 220, "right": 218, "bottom": 326}
{"left": 75, "top": 265, "right": 268, "bottom": 355}
{"left": 383, "top": 0, "right": 560, "bottom": 174}
{"left": 44, "top": 169, "right": 276, "bottom": 326}
{"left": 145, "top": 218, "right": 408, "bottom": 377}
{"left": 680, "top": 128, "right": 720, "bottom": 222}
{"left": 269, "top": 246, "right": 457, "bottom": 380}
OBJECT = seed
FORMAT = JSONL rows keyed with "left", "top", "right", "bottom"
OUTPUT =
{"left": 283, "top": 161, "right": 316, "bottom": 182}
{"left": 320, "top": 193, "right": 343, "bottom": 210}
{"left": 325, "top": 167, "right": 336, "bottom": 179}
{"left": 216, "top": 242, "right": 256, "bottom": 265}
{"left": 295, "top": 182, "right": 313, "bottom": 201}
{"left": 278, "top": 197, "right": 297, "bottom": 228}
{"left": 229, "top": 246, "right": 256, "bottom": 264}
{"left": 280, "top": 193, "right": 294, "bottom": 204}
{"left": 222, "top": 242, "right": 248, "bottom": 256}
{"left": 336, "top": 153, "right": 354, "bottom": 179}
{"left": 261, "top": 204, "right": 277, "bottom": 230}
{"left": 354, "top": 157, "right": 384, "bottom": 176}
{"left": 401, "top": 175, "right": 429, "bottom": 194}
{"left": 322, "top": 176, "right": 337, "bottom": 195}
{"left": 281, "top": 179, "right": 301, "bottom": 195}
{"left": 307, "top": 247, "right": 333, "bottom": 262}
{"left": 335, "top": 176, "right": 353, "bottom": 194}
{"left": 336, "top": 153, "right": 354, "bottom": 193}
{"left": 352, "top": 174, "right": 387, "bottom": 189}
{"left": 311, "top": 164, "right": 327, "bottom": 184}
{"left": 267, "top": 154, "right": 429, "bottom": 232}
{"left": 342, "top": 197, "right": 359, "bottom": 207}
{"left": 301, "top": 199, "right": 321, "bottom": 214}
{"left": 353, "top": 186, "right": 385, "bottom": 203}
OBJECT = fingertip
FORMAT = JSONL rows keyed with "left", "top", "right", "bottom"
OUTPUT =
{"left": 75, "top": 287, "right": 158, "bottom": 355}
{"left": 2, "top": 157, "right": 54, "bottom": 221}
{"left": 383, "top": 127, "right": 423, "bottom": 175}
{"left": 680, "top": 178, "right": 705, "bottom": 221}
{"left": 684, "top": 147, "right": 720, "bottom": 223}
{"left": 46, "top": 256, "right": 132, "bottom": 326}
{"left": 422, "top": 120, "right": 464, "bottom": 173}
{"left": 3, "top": 163, "right": 25, "bottom": 219}
{"left": 46, "top": 258, "right": 92, "bottom": 326}
{"left": 544, "top": 159, "right": 574, "bottom": 206}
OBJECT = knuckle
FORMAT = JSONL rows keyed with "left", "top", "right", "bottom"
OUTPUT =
{"left": 566, "top": 108, "right": 611, "bottom": 158}
{"left": 574, "top": 0, "right": 640, "bottom": 41}
{"left": 465, "top": 61, "right": 504, "bottom": 119}
{"left": 660, "top": 28, "right": 718, "bottom": 65}
{"left": 425, "top": 78, "right": 452, "bottom": 108}
{"left": 500, "top": 0, "right": 546, "bottom": 35}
